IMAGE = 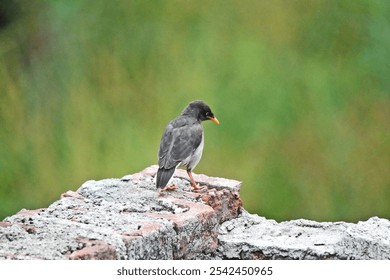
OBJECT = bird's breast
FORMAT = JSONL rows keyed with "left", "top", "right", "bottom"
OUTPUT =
{"left": 182, "top": 132, "right": 204, "bottom": 170}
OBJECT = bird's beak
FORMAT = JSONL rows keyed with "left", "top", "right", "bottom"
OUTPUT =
{"left": 209, "top": 117, "right": 220, "bottom": 124}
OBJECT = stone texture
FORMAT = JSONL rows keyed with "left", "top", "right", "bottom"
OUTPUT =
{"left": 0, "top": 165, "right": 241, "bottom": 260}
{"left": 217, "top": 211, "right": 390, "bottom": 260}
{"left": 1, "top": 165, "right": 389, "bottom": 260}
{"left": 68, "top": 238, "right": 118, "bottom": 260}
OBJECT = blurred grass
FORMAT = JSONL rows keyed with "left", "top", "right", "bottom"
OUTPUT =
{"left": 0, "top": 0, "right": 389, "bottom": 221}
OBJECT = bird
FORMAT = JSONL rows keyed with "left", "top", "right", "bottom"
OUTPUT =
{"left": 156, "top": 100, "right": 219, "bottom": 192}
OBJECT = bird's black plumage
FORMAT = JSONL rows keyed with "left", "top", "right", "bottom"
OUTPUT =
{"left": 156, "top": 100, "right": 219, "bottom": 190}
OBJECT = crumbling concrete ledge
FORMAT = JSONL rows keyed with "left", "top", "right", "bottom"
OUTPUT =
{"left": 217, "top": 211, "right": 390, "bottom": 260}
{"left": 1, "top": 165, "right": 389, "bottom": 260}
{"left": 0, "top": 166, "right": 241, "bottom": 260}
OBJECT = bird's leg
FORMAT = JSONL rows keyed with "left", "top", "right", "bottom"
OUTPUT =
{"left": 161, "top": 183, "right": 177, "bottom": 192}
{"left": 187, "top": 170, "right": 202, "bottom": 191}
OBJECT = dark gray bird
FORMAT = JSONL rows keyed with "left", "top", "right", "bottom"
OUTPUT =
{"left": 156, "top": 100, "right": 219, "bottom": 191}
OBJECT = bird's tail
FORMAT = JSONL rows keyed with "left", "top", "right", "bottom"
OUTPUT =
{"left": 156, "top": 167, "right": 176, "bottom": 189}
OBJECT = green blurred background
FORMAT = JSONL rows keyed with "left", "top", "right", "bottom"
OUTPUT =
{"left": 0, "top": 0, "right": 389, "bottom": 222}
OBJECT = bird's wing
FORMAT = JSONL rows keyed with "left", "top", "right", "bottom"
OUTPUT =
{"left": 158, "top": 118, "right": 203, "bottom": 170}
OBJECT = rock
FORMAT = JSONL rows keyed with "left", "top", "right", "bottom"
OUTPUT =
{"left": 68, "top": 238, "right": 118, "bottom": 260}
{"left": 217, "top": 211, "right": 390, "bottom": 260}
{"left": 0, "top": 165, "right": 242, "bottom": 260}
{"left": 1, "top": 165, "right": 389, "bottom": 260}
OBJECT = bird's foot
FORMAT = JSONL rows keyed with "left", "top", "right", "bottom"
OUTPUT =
{"left": 191, "top": 183, "right": 207, "bottom": 192}
{"left": 161, "top": 183, "right": 177, "bottom": 192}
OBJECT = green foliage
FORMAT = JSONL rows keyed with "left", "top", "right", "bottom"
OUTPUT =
{"left": 1, "top": 0, "right": 389, "bottom": 221}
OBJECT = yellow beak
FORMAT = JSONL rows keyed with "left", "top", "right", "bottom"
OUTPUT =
{"left": 209, "top": 117, "right": 220, "bottom": 125}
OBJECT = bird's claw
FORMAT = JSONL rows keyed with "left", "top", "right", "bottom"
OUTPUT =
{"left": 191, "top": 183, "right": 206, "bottom": 192}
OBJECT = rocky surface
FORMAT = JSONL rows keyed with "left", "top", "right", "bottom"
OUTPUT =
{"left": 0, "top": 166, "right": 242, "bottom": 260}
{"left": 1, "top": 165, "right": 389, "bottom": 260}
{"left": 217, "top": 211, "right": 390, "bottom": 260}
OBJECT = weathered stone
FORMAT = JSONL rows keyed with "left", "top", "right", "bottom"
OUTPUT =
{"left": 0, "top": 166, "right": 241, "bottom": 260}
{"left": 68, "top": 238, "right": 117, "bottom": 260}
{"left": 217, "top": 211, "right": 390, "bottom": 260}
{"left": 1, "top": 166, "right": 389, "bottom": 260}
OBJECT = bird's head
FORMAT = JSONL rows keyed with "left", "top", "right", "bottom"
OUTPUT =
{"left": 182, "top": 100, "right": 219, "bottom": 124}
